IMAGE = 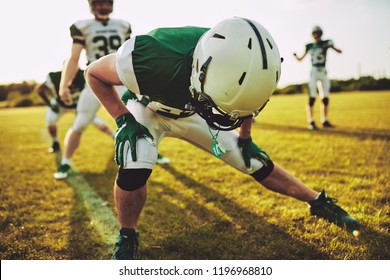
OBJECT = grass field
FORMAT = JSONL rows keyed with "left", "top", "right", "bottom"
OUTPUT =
{"left": 0, "top": 91, "right": 389, "bottom": 260}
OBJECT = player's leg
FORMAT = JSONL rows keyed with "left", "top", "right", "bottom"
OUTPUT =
{"left": 171, "top": 114, "right": 317, "bottom": 200}
{"left": 54, "top": 86, "right": 101, "bottom": 179}
{"left": 45, "top": 106, "right": 65, "bottom": 153}
{"left": 112, "top": 100, "right": 162, "bottom": 259}
{"left": 307, "top": 68, "right": 318, "bottom": 130}
{"left": 319, "top": 70, "right": 334, "bottom": 127}
{"left": 171, "top": 115, "right": 359, "bottom": 232}
{"left": 112, "top": 172, "right": 148, "bottom": 260}
{"left": 92, "top": 115, "right": 115, "bottom": 138}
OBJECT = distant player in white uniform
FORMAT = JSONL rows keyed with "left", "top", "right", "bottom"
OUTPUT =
{"left": 294, "top": 25, "right": 342, "bottom": 130}
{"left": 54, "top": 0, "right": 132, "bottom": 179}
{"left": 37, "top": 69, "right": 115, "bottom": 153}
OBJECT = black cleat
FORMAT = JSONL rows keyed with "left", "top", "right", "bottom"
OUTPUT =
{"left": 309, "top": 190, "right": 360, "bottom": 232}
{"left": 322, "top": 120, "right": 335, "bottom": 128}
{"left": 53, "top": 163, "right": 71, "bottom": 179}
{"left": 48, "top": 141, "right": 60, "bottom": 153}
{"left": 308, "top": 121, "right": 318, "bottom": 130}
{"left": 112, "top": 228, "right": 140, "bottom": 260}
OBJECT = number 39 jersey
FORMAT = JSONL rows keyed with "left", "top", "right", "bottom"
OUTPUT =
{"left": 70, "top": 19, "right": 132, "bottom": 64}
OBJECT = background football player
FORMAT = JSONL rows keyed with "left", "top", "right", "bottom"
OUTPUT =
{"left": 54, "top": 0, "right": 132, "bottom": 179}
{"left": 37, "top": 69, "right": 114, "bottom": 153}
{"left": 294, "top": 25, "right": 342, "bottom": 130}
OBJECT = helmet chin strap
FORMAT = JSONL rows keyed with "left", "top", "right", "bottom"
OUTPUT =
{"left": 95, "top": 14, "right": 110, "bottom": 21}
{"left": 199, "top": 56, "right": 213, "bottom": 92}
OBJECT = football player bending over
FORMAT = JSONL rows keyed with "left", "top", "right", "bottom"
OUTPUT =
{"left": 86, "top": 17, "right": 360, "bottom": 259}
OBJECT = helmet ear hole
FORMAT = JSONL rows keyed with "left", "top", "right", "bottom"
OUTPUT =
{"left": 266, "top": 38, "right": 273, "bottom": 49}
{"left": 212, "top": 33, "right": 226, "bottom": 39}
{"left": 247, "top": 38, "right": 252, "bottom": 49}
{"left": 238, "top": 72, "right": 246, "bottom": 85}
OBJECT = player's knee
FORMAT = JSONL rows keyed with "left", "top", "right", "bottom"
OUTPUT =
{"left": 72, "top": 116, "right": 94, "bottom": 132}
{"left": 72, "top": 123, "right": 87, "bottom": 132}
{"left": 308, "top": 97, "right": 316, "bottom": 107}
{"left": 322, "top": 97, "right": 329, "bottom": 106}
{"left": 116, "top": 168, "right": 152, "bottom": 191}
{"left": 250, "top": 159, "right": 274, "bottom": 181}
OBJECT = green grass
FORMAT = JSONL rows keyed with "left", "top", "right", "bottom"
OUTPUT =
{"left": 0, "top": 91, "right": 389, "bottom": 260}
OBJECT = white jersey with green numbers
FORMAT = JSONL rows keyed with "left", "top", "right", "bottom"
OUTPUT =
{"left": 70, "top": 18, "right": 131, "bottom": 64}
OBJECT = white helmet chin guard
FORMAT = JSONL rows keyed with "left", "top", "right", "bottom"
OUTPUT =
{"left": 189, "top": 17, "right": 281, "bottom": 130}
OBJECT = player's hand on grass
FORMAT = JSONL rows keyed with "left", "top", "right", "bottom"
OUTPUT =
{"left": 114, "top": 112, "right": 155, "bottom": 167}
{"left": 238, "top": 137, "right": 271, "bottom": 170}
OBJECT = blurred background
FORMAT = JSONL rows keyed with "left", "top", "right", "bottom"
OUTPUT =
{"left": 0, "top": 0, "right": 389, "bottom": 88}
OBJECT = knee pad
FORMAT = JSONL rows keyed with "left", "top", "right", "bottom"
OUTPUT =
{"left": 250, "top": 159, "right": 274, "bottom": 181}
{"left": 322, "top": 97, "right": 329, "bottom": 106}
{"left": 116, "top": 168, "right": 152, "bottom": 191}
{"left": 309, "top": 97, "right": 316, "bottom": 107}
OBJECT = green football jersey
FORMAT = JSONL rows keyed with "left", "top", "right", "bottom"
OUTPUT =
{"left": 46, "top": 70, "right": 85, "bottom": 108}
{"left": 131, "top": 26, "right": 209, "bottom": 110}
{"left": 305, "top": 39, "right": 334, "bottom": 67}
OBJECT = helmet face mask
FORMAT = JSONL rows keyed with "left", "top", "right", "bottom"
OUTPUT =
{"left": 189, "top": 84, "right": 251, "bottom": 131}
{"left": 189, "top": 17, "right": 281, "bottom": 131}
{"left": 312, "top": 26, "right": 323, "bottom": 37}
{"left": 188, "top": 55, "right": 256, "bottom": 130}
{"left": 88, "top": 0, "right": 113, "bottom": 20}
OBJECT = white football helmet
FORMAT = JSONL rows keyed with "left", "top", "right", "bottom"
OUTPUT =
{"left": 312, "top": 25, "right": 323, "bottom": 36}
{"left": 88, "top": 0, "right": 113, "bottom": 20}
{"left": 189, "top": 17, "right": 281, "bottom": 130}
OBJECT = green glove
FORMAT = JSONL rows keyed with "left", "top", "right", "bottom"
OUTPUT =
{"left": 238, "top": 137, "right": 271, "bottom": 170}
{"left": 49, "top": 98, "right": 59, "bottom": 113}
{"left": 115, "top": 113, "right": 155, "bottom": 167}
{"left": 121, "top": 90, "right": 137, "bottom": 105}
{"left": 49, "top": 104, "right": 59, "bottom": 113}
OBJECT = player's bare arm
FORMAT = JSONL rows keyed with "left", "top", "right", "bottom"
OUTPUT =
{"left": 36, "top": 84, "right": 51, "bottom": 105}
{"left": 59, "top": 43, "right": 83, "bottom": 103}
{"left": 85, "top": 53, "right": 128, "bottom": 119}
{"left": 239, "top": 117, "right": 253, "bottom": 139}
{"left": 331, "top": 46, "right": 342, "bottom": 53}
{"left": 293, "top": 50, "right": 307, "bottom": 61}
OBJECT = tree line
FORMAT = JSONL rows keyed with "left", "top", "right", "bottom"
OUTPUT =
{"left": 274, "top": 76, "right": 390, "bottom": 95}
{"left": 0, "top": 76, "right": 389, "bottom": 108}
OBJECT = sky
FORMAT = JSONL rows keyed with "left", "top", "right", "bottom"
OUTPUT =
{"left": 0, "top": 0, "right": 389, "bottom": 88}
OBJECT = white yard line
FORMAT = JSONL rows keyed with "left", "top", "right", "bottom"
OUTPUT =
{"left": 41, "top": 129, "right": 119, "bottom": 245}
{"left": 67, "top": 174, "right": 119, "bottom": 244}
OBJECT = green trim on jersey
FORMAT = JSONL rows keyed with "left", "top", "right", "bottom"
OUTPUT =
{"left": 132, "top": 26, "right": 209, "bottom": 110}
{"left": 48, "top": 70, "right": 85, "bottom": 108}
{"left": 305, "top": 39, "right": 333, "bottom": 67}
{"left": 70, "top": 24, "right": 85, "bottom": 45}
